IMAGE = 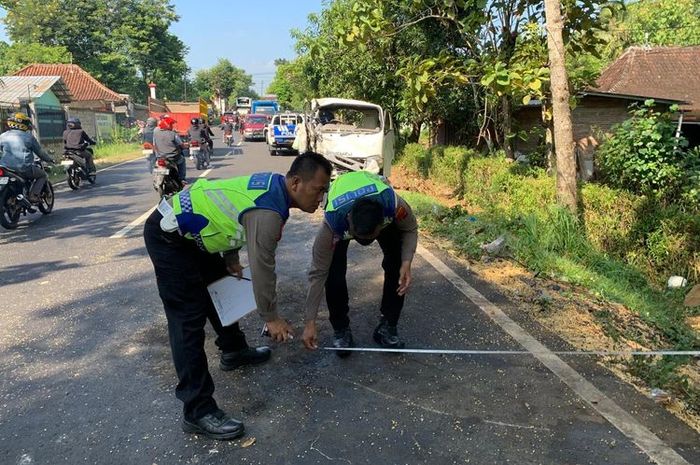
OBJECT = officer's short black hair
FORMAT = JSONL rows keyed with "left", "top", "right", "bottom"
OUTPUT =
{"left": 287, "top": 152, "right": 332, "bottom": 181}
{"left": 350, "top": 198, "right": 384, "bottom": 237}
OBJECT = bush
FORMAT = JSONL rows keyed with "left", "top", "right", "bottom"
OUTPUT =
{"left": 397, "top": 143, "right": 431, "bottom": 177}
{"left": 428, "top": 146, "right": 475, "bottom": 195}
{"left": 596, "top": 100, "right": 699, "bottom": 204}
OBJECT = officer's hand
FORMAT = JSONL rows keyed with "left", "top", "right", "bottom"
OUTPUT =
{"left": 267, "top": 318, "right": 293, "bottom": 343}
{"left": 224, "top": 254, "right": 243, "bottom": 279}
{"left": 397, "top": 260, "right": 412, "bottom": 296}
{"left": 302, "top": 320, "right": 318, "bottom": 350}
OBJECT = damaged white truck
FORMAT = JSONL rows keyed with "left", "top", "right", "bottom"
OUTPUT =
{"left": 294, "top": 98, "right": 395, "bottom": 177}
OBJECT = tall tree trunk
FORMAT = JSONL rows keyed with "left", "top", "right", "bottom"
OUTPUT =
{"left": 545, "top": 0, "right": 578, "bottom": 212}
{"left": 501, "top": 95, "right": 514, "bottom": 159}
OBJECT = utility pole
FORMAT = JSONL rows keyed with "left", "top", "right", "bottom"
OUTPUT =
{"left": 544, "top": 0, "right": 578, "bottom": 212}
{"left": 183, "top": 76, "right": 187, "bottom": 101}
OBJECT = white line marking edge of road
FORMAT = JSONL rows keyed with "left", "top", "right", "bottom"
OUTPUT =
{"left": 109, "top": 207, "right": 156, "bottom": 239}
{"left": 416, "top": 244, "right": 691, "bottom": 465}
{"left": 110, "top": 165, "right": 212, "bottom": 239}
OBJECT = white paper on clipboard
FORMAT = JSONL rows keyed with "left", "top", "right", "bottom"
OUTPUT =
{"left": 207, "top": 269, "right": 256, "bottom": 326}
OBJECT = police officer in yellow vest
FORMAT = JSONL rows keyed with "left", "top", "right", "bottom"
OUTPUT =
{"left": 302, "top": 171, "right": 418, "bottom": 355}
{"left": 144, "top": 152, "right": 331, "bottom": 440}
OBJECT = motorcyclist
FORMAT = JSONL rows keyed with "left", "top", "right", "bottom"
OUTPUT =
{"left": 0, "top": 113, "right": 54, "bottom": 203}
{"left": 187, "top": 118, "right": 210, "bottom": 161}
{"left": 143, "top": 117, "right": 158, "bottom": 173}
{"left": 222, "top": 120, "right": 234, "bottom": 144}
{"left": 63, "top": 117, "right": 97, "bottom": 175}
{"left": 153, "top": 115, "right": 187, "bottom": 183}
{"left": 201, "top": 118, "right": 214, "bottom": 151}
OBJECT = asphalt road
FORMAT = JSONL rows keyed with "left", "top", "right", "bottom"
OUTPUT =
{"left": 1, "top": 131, "right": 698, "bottom": 465}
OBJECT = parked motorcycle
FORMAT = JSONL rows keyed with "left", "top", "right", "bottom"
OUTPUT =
{"left": 189, "top": 139, "right": 210, "bottom": 170}
{"left": 0, "top": 160, "right": 54, "bottom": 229}
{"left": 61, "top": 147, "right": 96, "bottom": 190}
{"left": 152, "top": 156, "right": 184, "bottom": 198}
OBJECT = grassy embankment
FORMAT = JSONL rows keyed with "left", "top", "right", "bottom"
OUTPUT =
{"left": 395, "top": 143, "right": 699, "bottom": 414}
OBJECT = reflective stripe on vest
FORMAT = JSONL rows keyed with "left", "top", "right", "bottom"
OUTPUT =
{"left": 179, "top": 190, "right": 206, "bottom": 251}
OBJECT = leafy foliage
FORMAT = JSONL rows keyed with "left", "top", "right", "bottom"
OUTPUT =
{"left": 192, "top": 59, "right": 256, "bottom": 103}
{"left": 0, "top": 0, "right": 188, "bottom": 101}
{"left": 596, "top": 101, "right": 699, "bottom": 204}
{"left": 0, "top": 42, "right": 72, "bottom": 75}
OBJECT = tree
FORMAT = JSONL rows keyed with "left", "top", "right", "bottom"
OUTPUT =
{"left": 0, "top": 0, "right": 188, "bottom": 101}
{"left": 192, "top": 59, "right": 255, "bottom": 104}
{"left": 0, "top": 42, "right": 72, "bottom": 75}
{"left": 267, "top": 58, "right": 314, "bottom": 111}
{"left": 545, "top": 0, "right": 577, "bottom": 212}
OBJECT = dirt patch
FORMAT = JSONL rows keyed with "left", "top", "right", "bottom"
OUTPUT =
{"left": 394, "top": 166, "right": 700, "bottom": 433}
{"left": 390, "top": 166, "right": 463, "bottom": 207}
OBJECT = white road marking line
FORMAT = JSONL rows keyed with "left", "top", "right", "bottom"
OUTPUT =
{"left": 109, "top": 207, "right": 155, "bottom": 239}
{"left": 416, "top": 244, "right": 691, "bottom": 465}
{"left": 110, "top": 169, "right": 211, "bottom": 239}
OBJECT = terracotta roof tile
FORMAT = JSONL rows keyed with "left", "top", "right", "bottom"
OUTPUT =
{"left": 13, "top": 64, "right": 124, "bottom": 103}
{"left": 595, "top": 46, "right": 700, "bottom": 118}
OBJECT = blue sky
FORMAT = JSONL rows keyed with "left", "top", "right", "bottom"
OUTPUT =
{"left": 0, "top": 1, "right": 323, "bottom": 90}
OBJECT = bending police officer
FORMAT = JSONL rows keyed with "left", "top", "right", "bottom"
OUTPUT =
{"left": 302, "top": 171, "right": 418, "bottom": 355}
{"left": 144, "top": 152, "right": 332, "bottom": 440}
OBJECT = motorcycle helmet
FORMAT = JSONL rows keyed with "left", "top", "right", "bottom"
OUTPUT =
{"left": 67, "top": 117, "right": 82, "bottom": 129}
{"left": 146, "top": 117, "right": 157, "bottom": 128}
{"left": 159, "top": 116, "right": 177, "bottom": 130}
{"left": 190, "top": 117, "right": 200, "bottom": 126}
{"left": 7, "top": 112, "right": 32, "bottom": 131}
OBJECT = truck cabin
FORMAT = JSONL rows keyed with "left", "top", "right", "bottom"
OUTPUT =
{"left": 313, "top": 101, "right": 382, "bottom": 133}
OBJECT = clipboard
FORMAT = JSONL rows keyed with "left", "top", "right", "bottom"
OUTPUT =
{"left": 207, "top": 269, "right": 256, "bottom": 326}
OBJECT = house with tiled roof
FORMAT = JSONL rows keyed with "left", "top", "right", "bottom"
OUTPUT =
{"left": 595, "top": 46, "right": 700, "bottom": 122}
{"left": 14, "top": 64, "right": 127, "bottom": 141}
{"left": 14, "top": 64, "right": 125, "bottom": 109}
{"left": 514, "top": 46, "right": 698, "bottom": 179}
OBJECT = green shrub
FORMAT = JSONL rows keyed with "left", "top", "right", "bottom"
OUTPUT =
{"left": 596, "top": 100, "right": 697, "bottom": 203}
{"left": 428, "top": 146, "right": 474, "bottom": 195}
{"left": 397, "top": 143, "right": 431, "bottom": 177}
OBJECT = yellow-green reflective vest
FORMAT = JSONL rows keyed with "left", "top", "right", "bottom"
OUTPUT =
{"left": 172, "top": 172, "right": 290, "bottom": 253}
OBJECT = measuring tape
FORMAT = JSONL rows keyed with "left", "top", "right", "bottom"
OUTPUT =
{"left": 322, "top": 347, "right": 700, "bottom": 356}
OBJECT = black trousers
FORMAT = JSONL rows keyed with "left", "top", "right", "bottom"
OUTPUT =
{"left": 143, "top": 210, "right": 248, "bottom": 421}
{"left": 325, "top": 222, "right": 405, "bottom": 331}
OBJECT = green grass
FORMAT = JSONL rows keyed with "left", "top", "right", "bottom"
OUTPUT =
{"left": 93, "top": 142, "right": 142, "bottom": 161}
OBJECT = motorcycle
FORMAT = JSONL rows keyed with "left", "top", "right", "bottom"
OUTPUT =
{"left": 60, "top": 147, "right": 96, "bottom": 190}
{"left": 0, "top": 159, "right": 54, "bottom": 229}
{"left": 224, "top": 133, "right": 234, "bottom": 147}
{"left": 152, "top": 156, "right": 184, "bottom": 198}
{"left": 189, "top": 139, "right": 210, "bottom": 170}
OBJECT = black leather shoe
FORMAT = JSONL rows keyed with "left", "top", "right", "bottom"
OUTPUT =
{"left": 373, "top": 318, "right": 405, "bottom": 349}
{"left": 332, "top": 327, "right": 354, "bottom": 358}
{"left": 182, "top": 411, "right": 245, "bottom": 440}
{"left": 220, "top": 346, "right": 271, "bottom": 371}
